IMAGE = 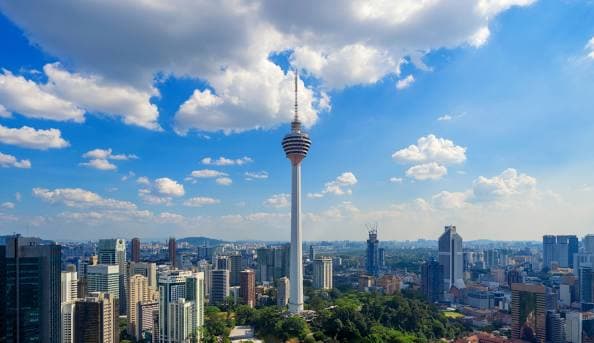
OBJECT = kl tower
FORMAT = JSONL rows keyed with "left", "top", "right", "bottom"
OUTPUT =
{"left": 282, "top": 71, "right": 311, "bottom": 314}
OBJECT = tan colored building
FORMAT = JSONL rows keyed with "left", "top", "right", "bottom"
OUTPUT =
{"left": 277, "top": 277, "right": 290, "bottom": 306}
{"left": 313, "top": 257, "right": 333, "bottom": 290}
{"left": 128, "top": 274, "right": 159, "bottom": 338}
{"left": 377, "top": 275, "right": 400, "bottom": 295}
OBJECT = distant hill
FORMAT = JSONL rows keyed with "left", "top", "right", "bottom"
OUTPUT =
{"left": 179, "top": 236, "right": 226, "bottom": 247}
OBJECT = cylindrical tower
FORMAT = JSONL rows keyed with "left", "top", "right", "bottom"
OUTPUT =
{"left": 281, "top": 72, "right": 311, "bottom": 314}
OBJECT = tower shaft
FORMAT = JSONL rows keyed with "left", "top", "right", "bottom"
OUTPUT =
{"left": 288, "top": 163, "right": 304, "bottom": 313}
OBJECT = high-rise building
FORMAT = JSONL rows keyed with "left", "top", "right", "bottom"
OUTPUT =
{"left": 62, "top": 270, "right": 79, "bottom": 303}
{"left": 0, "top": 235, "right": 61, "bottom": 343}
{"left": 240, "top": 269, "right": 256, "bottom": 308}
{"left": 543, "top": 235, "right": 579, "bottom": 269}
{"left": 158, "top": 270, "right": 205, "bottom": 342}
{"left": 74, "top": 292, "right": 119, "bottom": 343}
{"left": 87, "top": 264, "right": 120, "bottom": 300}
{"left": 273, "top": 245, "right": 290, "bottom": 280}
{"left": 585, "top": 235, "right": 594, "bottom": 255}
{"left": 366, "top": 228, "right": 380, "bottom": 276}
{"left": 128, "top": 274, "right": 158, "bottom": 339}
{"left": 211, "top": 269, "right": 230, "bottom": 305}
{"left": 378, "top": 248, "right": 385, "bottom": 269}
{"left": 216, "top": 255, "right": 230, "bottom": 270}
{"left": 137, "top": 301, "right": 158, "bottom": 341}
{"left": 309, "top": 245, "right": 316, "bottom": 261}
{"left": 282, "top": 71, "right": 311, "bottom": 314}
{"left": 277, "top": 277, "right": 290, "bottom": 307}
{"left": 168, "top": 237, "right": 177, "bottom": 268}
{"left": 546, "top": 310, "right": 566, "bottom": 343}
{"left": 97, "top": 238, "right": 127, "bottom": 314}
{"left": 421, "top": 258, "right": 444, "bottom": 303}
{"left": 128, "top": 261, "right": 157, "bottom": 289}
{"left": 167, "top": 298, "right": 194, "bottom": 342}
{"left": 580, "top": 266, "right": 594, "bottom": 304}
{"left": 558, "top": 235, "right": 579, "bottom": 268}
{"left": 438, "top": 225, "right": 464, "bottom": 290}
{"left": 543, "top": 235, "right": 556, "bottom": 270}
{"left": 197, "top": 260, "right": 212, "bottom": 297}
{"left": 256, "top": 246, "right": 290, "bottom": 283}
{"left": 313, "top": 257, "right": 333, "bottom": 290}
{"left": 131, "top": 237, "right": 141, "bottom": 263}
{"left": 61, "top": 301, "right": 76, "bottom": 343}
{"left": 230, "top": 254, "right": 242, "bottom": 286}
{"left": 511, "top": 283, "right": 546, "bottom": 342}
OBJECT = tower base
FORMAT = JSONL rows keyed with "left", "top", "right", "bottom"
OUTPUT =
{"left": 288, "top": 301, "right": 304, "bottom": 314}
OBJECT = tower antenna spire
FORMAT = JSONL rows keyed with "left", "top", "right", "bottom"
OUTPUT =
{"left": 294, "top": 69, "right": 299, "bottom": 122}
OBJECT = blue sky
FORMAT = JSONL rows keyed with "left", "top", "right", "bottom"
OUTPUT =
{"left": 1, "top": 0, "right": 594, "bottom": 241}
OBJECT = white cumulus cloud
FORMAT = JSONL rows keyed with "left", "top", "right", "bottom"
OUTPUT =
{"left": 80, "top": 148, "right": 137, "bottom": 171}
{"left": 264, "top": 193, "right": 290, "bottom": 208}
{"left": 33, "top": 187, "right": 136, "bottom": 209}
{"left": 216, "top": 177, "right": 233, "bottom": 186}
{"left": 309, "top": 172, "right": 358, "bottom": 198}
{"left": 393, "top": 134, "right": 467, "bottom": 165}
{"left": 245, "top": 171, "right": 269, "bottom": 180}
{"left": 0, "top": 69, "right": 84, "bottom": 122}
{"left": 189, "top": 169, "right": 228, "bottom": 178}
{"left": 393, "top": 134, "right": 466, "bottom": 181}
{"left": 405, "top": 162, "right": 447, "bottom": 181}
{"left": 153, "top": 178, "right": 185, "bottom": 197}
{"left": 0, "top": 152, "right": 31, "bottom": 169}
{"left": 0, "top": 124, "right": 69, "bottom": 150}
{"left": 396, "top": 75, "right": 415, "bottom": 90}
{"left": 0, "top": 1, "right": 534, "bottom": 133}
{"left": 183, "top": 196, "right": 221, "bottom": 207}
{"left": 201, "top": 156, "right": 253, "bottom": 166}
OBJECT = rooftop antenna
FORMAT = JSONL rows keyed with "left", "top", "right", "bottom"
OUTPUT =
{"left": 294, "top": 69, "right": 299, "bottom": 122}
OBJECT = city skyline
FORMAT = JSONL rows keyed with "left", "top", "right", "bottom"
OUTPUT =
{"left": 1, "top": 1, "right": 594, "bottom": 241}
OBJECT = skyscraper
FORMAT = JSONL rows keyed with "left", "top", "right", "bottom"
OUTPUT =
{"left": 87, "top": 264, "right": 120, "bottom": 300}
{"left": 511, "top": 283, "right": 546, "bottom": 342}
{"left": 277, "top": 277, "right": 290, "bottom": 307}
{"left": 542, "top": 235, "right": 579, "bottom": 269}
{"left": 366, "top": 227, "right": 380, "bottom": 276}
{"left": 158, "top": 270, "right": 205, "bottom": 342}
{"left": 543, "top": 235, "right": 556, "bottom": 270}
{"left": 62, "top": 269, "right": 79, "bottom": 303}
{"left": 580, "top": 266, "right": 594, "bottom": 305}
{"left": 128, "top": 261, "right": 157, "bottom": 289}
{"left": 230, "top": 254, "right": 242, "bottom": 286}
{"left": 74, "top": 292, "right": 119, "bottom": 343}
{"left": 584, "top": 235, "right": 594, "bottom": 254}
{"left": 0, "top": 235, "right": 61, "bottom": 343}
{"left": 558, "top": 235, "right": 578, "bottom": 268}
{"left": 131, "top": 237, "right": 141, "bottom": 263}
{"left": 438, "top": 225, "right": 464, "bottom": 290}
{"left": 239, "top": 269, "right": 256, "bottom": 308}
{"left": 97, "top": 238, "right": 127, "bottom": 314}
{"left": 282, "top": 72, "right": 311, "bottom": 314}
{"left": 211, "top": 269, "right": 230, "bottom": 305}
{"left": 421, "top": 258, "right": 444, "bottom": 303}
{"left": 313, "top": 257, "right": 333, "bottom": 290}
{"left": 128, "top": 274, "right": 158, "bottom": 339}
{"left": 168, "top": 237, "right": 177, "bottom": 268}
{"left": 137, "top": 301, "right": 158, "bottom": 341}
{"left": 61, "top": 301, "right": 76, "bottom": 343}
